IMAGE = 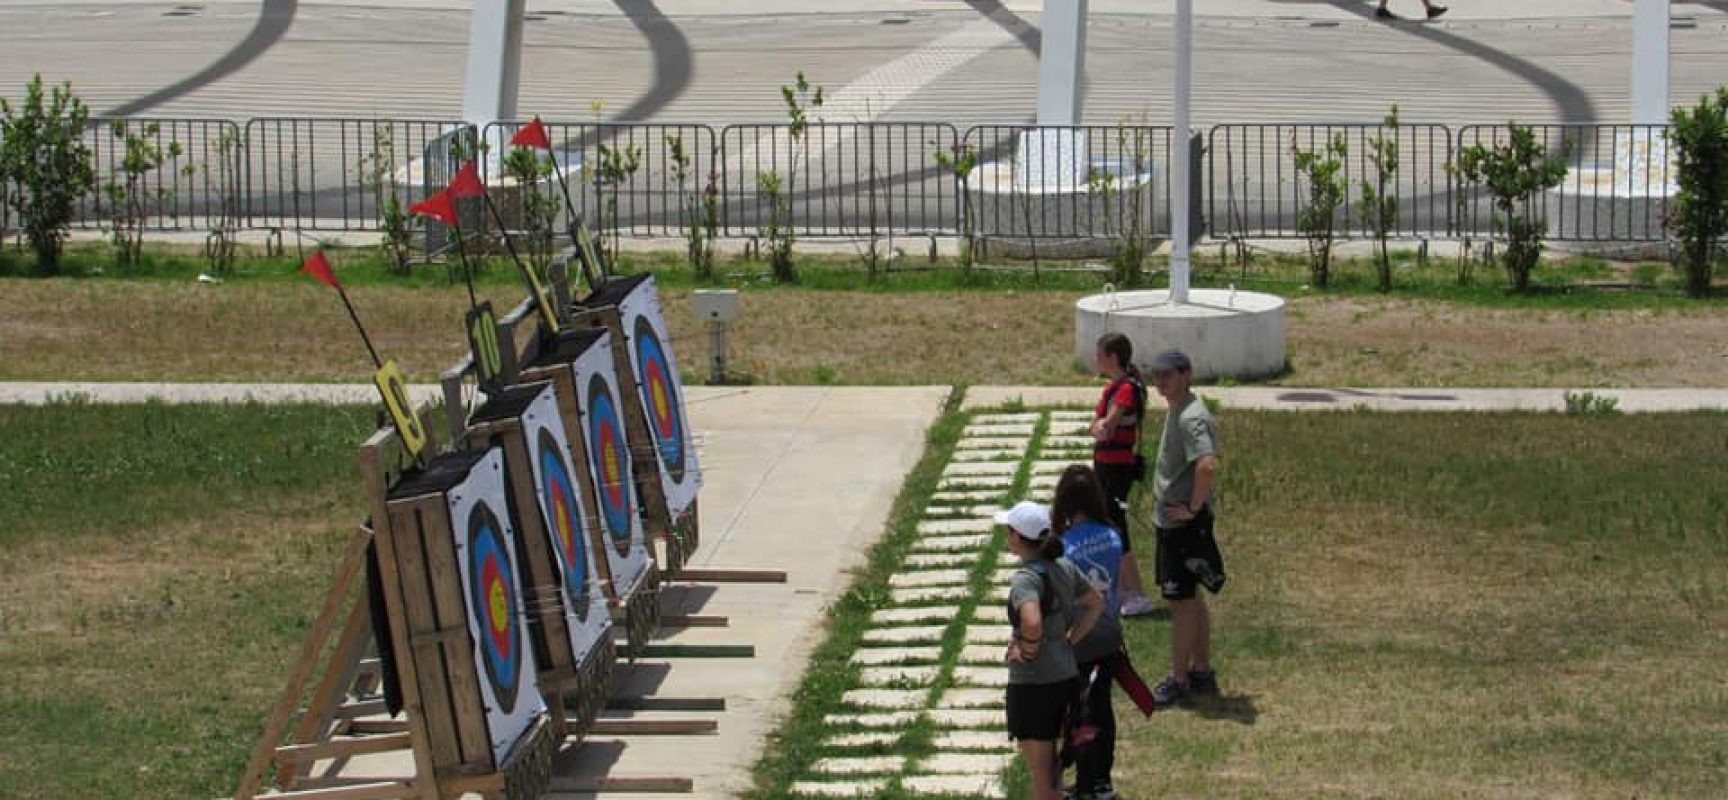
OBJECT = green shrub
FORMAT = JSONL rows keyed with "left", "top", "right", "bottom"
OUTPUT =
{"left": 0, "top": 75, "right": 97, "bottom": 274}
{"left": 1457, "top": 122, "right": 1570, "bottom": 293}
{"left": 1669, "top": 87, "right": 1728, "bottom": 299}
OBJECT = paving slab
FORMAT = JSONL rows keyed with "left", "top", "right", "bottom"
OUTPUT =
{"left": 953, "top": 438, "right": 1028, "bottom": 452}
{"left": 910, "top": 535, "right": 993, "bottom": 554}
{"left": 961, "top": 424, "right": 1037, "bottom": 438}
{"left": 931, "top": 731, "right": 1015, "bottom": 752}
{"left": 862, "top": 626, "right": 948, "bottom": 645}
{"left": 856, "top": 666, "right": 942, "bottom": 687}
{"left": 936, "top": 476, "right": 1016, "bottom": 491}
{"left": 950, "top": 667, "right": 1009, "bottom": 688}
{"left": 931, "top": 489, "right": 1009, "bottom": 503}
{"left": 984, "top": 586, "right": 1012, "bottom": 603}
{"left": 1027, "top": 475, "right": 1059, "bottom": 491}
{"left": 970, "top": 413, "right": 1041, "bottom": 424}
{"left": 961, "top": 387, "right": 1728, "bottom": 414}
{"left": 942, "top": 461, "right": 1021, "bottom": 477}
{"left": 850, "top": 646, "right": 942, "bottom": 666}
{"left": 926, "top": 709, "right": 1005, "bottom": 729}
{"left": 904, "top": 552, "right": 981, "bottom": 569}
{"left": 902, "top": 775, "right": 1005, "bottom": 798}
{"left": 870, "top": 606, "right": 962, "bottom": 626}
{"left": 791, "top": 780, "right": 889, "bottom": 797}
{"left": 810, "top": 756, "right": 908, "bottom": 776}
{"left": 963, "top": 627, "right": 1012, "bottom": 645}
{"left": 933, "top": 688, "right": 1004, "bottom": 709}
{"left": 957, "top": 644, "right": 1003, "bottom": 664}
{"left": 922, "top": 505, "right": 1006, "bottom": 519}
{"left": 889, "top": 586, "right": 965, "bottom": 605}
{"left": 826, "top": 732, "right": 904, "bottom": 749}
{"left": 918, "top": 753, "right": 1016, "bottom": 775}
{"left": 841, "top": 689, "right": 931, "bottom": 709}
{"left": 889, "top": 569, "right": 972, "bottom": 589}
{"left": 823, "top": 712, "right": 923, "bottom": 729}
{"left": 1030, "top": 460, "right": 1084, "bottom": 476}
{"left": 918, "top": 519, "right": 993, "bottom": 535}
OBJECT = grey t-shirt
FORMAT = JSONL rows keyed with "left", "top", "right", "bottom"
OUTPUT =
{"left": 1006, "top": 557, "right": 1087, "bottom": 686}
{"left": 1153, "top": 393, "right": 1219, "bottom": 528}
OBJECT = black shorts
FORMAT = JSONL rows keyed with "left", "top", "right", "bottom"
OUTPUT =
{"left": 1093, "top": 461, "right": 1138, "bottom": 553}
{"left": 1155, "top": 506, "right": 1226, "bottom": 601}
{"left": 1005, "top": 678, "right": 1082, "bottom": 741}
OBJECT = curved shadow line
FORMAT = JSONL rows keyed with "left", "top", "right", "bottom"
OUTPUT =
{"left": 964, "top": 0, "right": 1041, "bottom": 54}
{"left": 611, "top": 0, "right": 693, "bottom": 122}
{"left": 104, "top": 0, "right": 298, "bottom": 117}
{"left": 1329, "top": 1, "right": 1598, "bottom": 122}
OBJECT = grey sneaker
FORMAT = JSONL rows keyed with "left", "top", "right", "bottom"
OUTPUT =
{"left": 1120, "top": 592, "right": 1158, "bottom": 618}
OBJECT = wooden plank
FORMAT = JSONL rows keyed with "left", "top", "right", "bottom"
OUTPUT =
{"left": 494, "top": 418, "right": 577, "bottom": 676}
{"left": 360, "top": 430, "right": 443, "bottom": 800}
{"left": 257, "top": 780, "right": 417, "bottom": 800}
{"left": 608, "top": 694, "right": 722, "bottom": 715}
{"left": 386, "top": 497, "right": 463, "bottom": 779}
{"left": 633, "top": 644, "right": 755, "bottom": 659}
{"left": 674, "top": 569, "right": 788, "bottom": 585}
{"left": 334, "top": 699, "right": 389, "bottom": 720}
{"left": 233, "top": 529, "right": 371, "bottom": 800}
{"left": 550, "top": 776, "right": 694, "bottom": 794}
{"left": 418, "top": 495, "right": 493, "bottom": 772}
{"left": 277, "top": 775, "right": 416, "bottom": 792}
{"left": 657, "top": 614, "right": 729, "bottom": 628}
{"left": 287, "top": 595, "right": 373, "bottom": 750}
{"left": 275, "top": 733, "right": 414, "bottom": 763}
{"left": 588, "top": 719, "right": 718, "bottom": 736}
{"left": 347, "top": 719, "right": 410, "bottom": 735}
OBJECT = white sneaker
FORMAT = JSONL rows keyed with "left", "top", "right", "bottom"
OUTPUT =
{"left": 1120, "top": 593, "right": 1157, "bottom": 618}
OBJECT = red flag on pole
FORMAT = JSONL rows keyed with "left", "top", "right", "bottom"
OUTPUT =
{"left": 408, "top": 189, "right": 458, "bottom": 228}
{"left": 509, "top": 117, "right": 552, "bottom": 151}
{"left": 299, "top": 250, "right": 341, "bottom": 290}
{"left": 448, "top": 161, "right": 486, "bottom": 199}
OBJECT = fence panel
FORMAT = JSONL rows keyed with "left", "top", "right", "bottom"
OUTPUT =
{"left": 959, "top": 125, "right": 1174, "bottom": 241}
{"left": 718, "top": 123, "right": 960, "bottom": 237}
{"left": 74, "top": 118, "right": 244, "bottom": 232}
{"left": 1456, "top": 124, "right": 1672, "bottom": 243}
{"left": 1208, "top": 123, "right": 1453, "bottom": 241}
{"left": 481, "top": 121, "right": 718, "bottom": 239}
{"left": 242, "top": 118, "right": 471, "bottom": 232}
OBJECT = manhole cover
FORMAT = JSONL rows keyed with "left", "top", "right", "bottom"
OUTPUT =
{"left": 1277, "top": 392, "right": 1337, "bottom": 404}
{"left": 881, "top": 18, "right": 911, "bottom": 25}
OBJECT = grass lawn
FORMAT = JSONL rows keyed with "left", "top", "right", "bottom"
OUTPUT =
{"left": 2, "top": 249, "right": 1727, "bottom": 387}
{"left": 0, "top": 403, "right": 374, "bottom": 800}
{"left": 1, "top": 404, "right": 1724, "bottom": 798}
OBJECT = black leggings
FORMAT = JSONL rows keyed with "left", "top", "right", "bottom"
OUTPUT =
{"left": 1094, "top": 462, "right": 1137, "bottom": 552}
{"left": 1074, "top": 660, "right": 1117, "bottom": 791}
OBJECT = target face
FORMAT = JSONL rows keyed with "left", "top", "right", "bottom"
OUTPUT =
{"left": 633, "top": 315, "right": 688, "bottom": 483}
{"left": 536, "top": 428, "right": 590, "bottom": 621}
{"left": 586, "top": 374, "right": 634, "bottom": 557}
{"left": 465, "top": 501, "right": 523, "bottom": 714}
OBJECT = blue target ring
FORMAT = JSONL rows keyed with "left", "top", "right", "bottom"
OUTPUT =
{"left": 586, "top": 374, "right": 634, "bottom": 556}
{"left": 633, "top": 316, "right": 688, "bottom": 483}
{"left": 466, "top": 502, "right": 522, "bottom": 713}
{"left": 536, "top": 429, "right": 590, "bottom": 621}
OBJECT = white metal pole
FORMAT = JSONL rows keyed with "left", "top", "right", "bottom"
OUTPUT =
{"left": 1169, "top": 0, "right": 1192, "bottom": 304}
{"left": 462, "top": 0, "right": 526, "bottom": 128}
{"left": 1631, "top": 0, "right": 1670, "bottom": 125}
{"left": 1036, "top": 0, "right": 1088, "bottom": 126}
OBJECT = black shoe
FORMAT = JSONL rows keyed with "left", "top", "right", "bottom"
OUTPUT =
{"left": 1374, "top": 6, "right": 1395, "bottom": 18}
{"left": 1151, "top": 674, "right": 1190, "bottom": 709}
{"left": 1426, "top": 5, "right": 1448, "bottom": 19}
{"left": 1188, "top": 669, "right": 1220, "bottom": 697}
{"left": 1185, "top": 557, "right": 1226, "bottom": 594}
{"left": 1090, "top": 785, "right": 1118, "bottom": 800}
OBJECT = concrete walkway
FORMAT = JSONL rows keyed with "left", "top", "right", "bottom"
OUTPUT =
{"left": 5, "top": 382, "right": 1726, "bottom": 414}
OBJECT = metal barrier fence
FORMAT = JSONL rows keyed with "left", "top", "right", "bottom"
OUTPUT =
{"left": 74, "top": 118, "right": 243, "bottom": 232}
{"left": 1208, "top": 123, "right": 1454, "bottom": 241}
{"left": 241, "top": 118, "right": 472, "bottom": 232}
{"left": 4, "top": 117, "right": 1687, "bottom": 247}
{"left": 718, "top": 122, "right": 960, "bottom": 237}
{"left": 961, "top": 125, "right": 1178, "bottom": 242}
{"left": 1456, "top": 124, "right": 1673, "bottom": 243}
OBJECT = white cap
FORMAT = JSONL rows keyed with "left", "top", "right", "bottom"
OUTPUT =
{"left": 993, "top": 501, "right": 1051, "bottom": 542}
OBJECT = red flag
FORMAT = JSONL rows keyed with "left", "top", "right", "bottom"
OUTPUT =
{"left": 409, "top": 189, "right": 458, "bottom": 228}
{"left": 509, "top": 117, "right": 552, "bottom": 151}
{"left": 448, "top": 161, "right": 486, "bottom": 199}
{"left": 300, "top": 250, "right": 341, "bottom": 290}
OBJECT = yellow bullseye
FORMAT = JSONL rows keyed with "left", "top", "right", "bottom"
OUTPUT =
{"left": 488, "top": 580, "right": 508, "bottom": 633}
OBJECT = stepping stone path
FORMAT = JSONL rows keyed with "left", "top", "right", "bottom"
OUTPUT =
{"left": 795, "top": 410, "right": 1061, "bottom": 799}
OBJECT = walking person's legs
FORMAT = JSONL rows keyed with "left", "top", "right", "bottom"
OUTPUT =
{"left": 1074, "top": 664, "right": 1117, "bottom": 797}
{"left": 1019, "top": 740, "right": 1061, "bottom": 800}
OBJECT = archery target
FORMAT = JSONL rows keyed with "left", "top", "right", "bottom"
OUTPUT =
{"left": 617, "top": 277, "right": 702, "bottom": 515}
{"left": 522, "top": 385, "right": 611, "bottom": 662}
{"left": 569, "top": 330, "right": 651, "bottom": 597}
{"left": 448, "top": 448, "right": 545, "bottom": 763}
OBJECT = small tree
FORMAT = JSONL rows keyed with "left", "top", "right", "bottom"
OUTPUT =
{"left": 104, "top": 121, "right": 182, "bottom": 268}
{"left": 360, "top": 127, "right": 413, "bottom": 275}
{"left": 935, "top": 142, "right": 979, "bottom": 277}
{"left": 503, "top": 144, "right": 561, "bottom": 277}
{"left": 1669, "top": 87, "right": 1728, "bottom": 299}
{"left": 594, "top": 141, "right": 641, "bottom": 268}
{"left": 200, "top": 126, "right": 242, "bottom": 276}
{"left": 1457, "top": 122, "right": 1570, "bottom": 293}
{"left": 760, "top": 71, "right": 824, "bottom": 283}
{"left": 1357, "top": 106, "right": 1401, "bottom": 292}
{"left": 666, "top": 132, "right": 715, "bottom": 280}
{"left": 0, "top": 75, "right": 97, "bottom": 274}
{"left": 1293, "top": 133, "right": 1349, "bottom": 288}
